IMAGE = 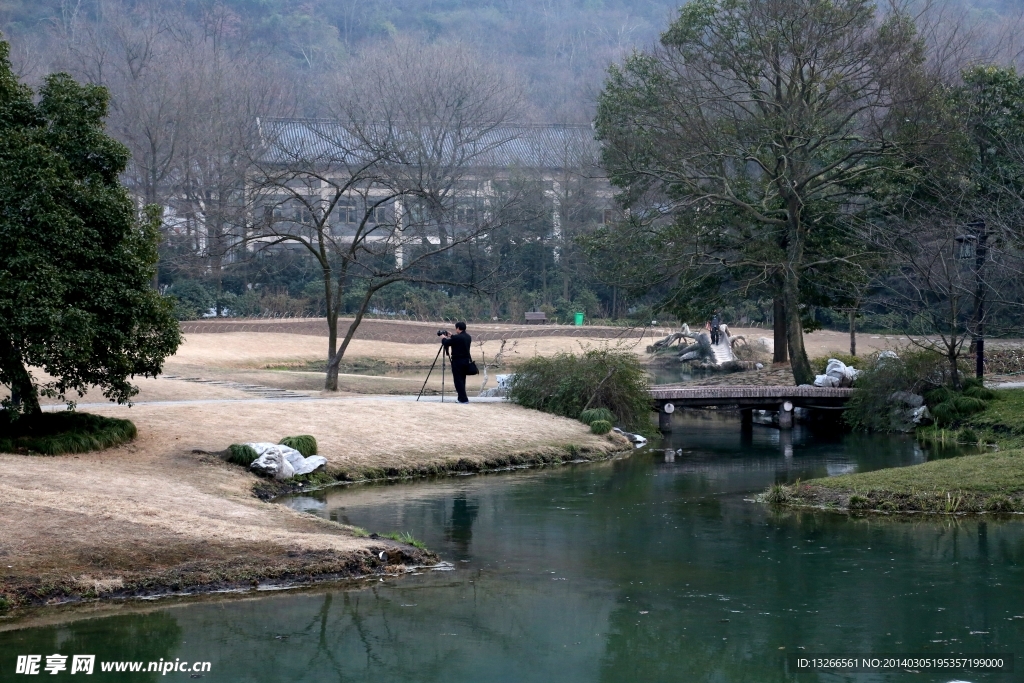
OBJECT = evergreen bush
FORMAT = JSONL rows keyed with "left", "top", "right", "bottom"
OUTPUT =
{"left": 506, "top": 349, "right": 651, "bottom": 434}
{"left": 279, "top": 435, "right": 318, "bottom": 456}
{"left": 0, "top": 411, "right": 136, "bottom": 455}
{"left": 167, "top": 280, "right": 215, "bottom": 320}
{"left": 589, "top": 419, "right": 613, "bottom": 434}
{"left": 227, "top": 444, "right": 259, "bottom": 466}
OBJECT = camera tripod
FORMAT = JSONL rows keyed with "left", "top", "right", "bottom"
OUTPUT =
{"left": 416, "top": 341, "right": 451, "bottom": 402}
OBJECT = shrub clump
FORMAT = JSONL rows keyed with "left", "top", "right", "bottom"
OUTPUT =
{"left": 0, "top": 411, "right": 136, "bottom": 455}
{"left": 957, "top": 427, "right": 979, "bottom": 445}
{"left": 589, "top": 419, "right": 613, "bottom": 435}
{"left": 848, "top": 494, "right": 871, "bottom": 510}
{"left": 579, "top": 407, "right": 615, "bottom": 426}
{"left": 985, "top": 495, "right": 1013, "bottom": 513}
{"left": 845, "top": 349, "right": 988, "bottom": 432}
{"left": 279, "top": 434, "right": 318, "bottom": 456}
{"left": 762, "top": 483, "right": 790, "bottom": 504}
{"left": 227, "top": 443, "right": 259, "bottom": 466}
{"left": 506, "top": 349, "right": 651, "bottom": 434}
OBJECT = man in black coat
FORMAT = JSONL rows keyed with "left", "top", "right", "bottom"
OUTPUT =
{"left": 441, "top": 321, "right": 472, "bottom": 403}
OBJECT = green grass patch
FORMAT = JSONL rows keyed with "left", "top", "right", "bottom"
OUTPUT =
{"left": 279, "top": 435, "right": 318, "bottom": 456}
{"left": 774, "top": 449, "right": 1024, "bottom": 513}
{"left": 0, "top": 411, "right": 136, "bottom": 455}
{"left": 379, "top": 531, "right": 427, "bottom": 550}
{"left": 227, "top": 443, "right": 259, "bottom": 466}
{"left": 816, "top": 451, "right": 1024, "bottom": 495}
{"left": 956, "top": 387, "right": 1024, "bottom": 448}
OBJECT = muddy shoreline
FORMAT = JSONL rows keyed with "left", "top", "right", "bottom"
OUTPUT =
{"left": 253, "top": 441, "right": 633, "bottom": 500}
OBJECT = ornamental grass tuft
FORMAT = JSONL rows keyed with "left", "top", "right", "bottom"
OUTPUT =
{"left": 507, "top": 349, "right": 651, "bottom": 434}
{"left": 279, "top": 435, "right": 318, "bottom": 456}
{"left": 579, "top": 407, "right": 615, "bottom": 426}
{"left": 0, "top": 411, "right": 136, "bottom": 455}
{"left": 589, "top": 419, "right": 613, "bottom": 435}
{"left": 227, "top": 444, "right": 259, "bottom": 466}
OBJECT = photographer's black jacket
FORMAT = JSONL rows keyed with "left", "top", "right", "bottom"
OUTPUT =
{"left": 442, "top": 331, "right": 472, "bottom": 361}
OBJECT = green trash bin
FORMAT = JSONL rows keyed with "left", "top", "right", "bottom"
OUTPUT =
{"left": 574, "top": 312, "right": 585, "bottom": 326}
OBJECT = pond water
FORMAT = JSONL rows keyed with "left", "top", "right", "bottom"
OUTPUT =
{"left": 3, "top": 413, "right": 1023, "bottom": 682}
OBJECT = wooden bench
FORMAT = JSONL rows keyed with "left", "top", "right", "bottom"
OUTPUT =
{"left": 524, "top": 311, "right": 548, "bottom": 324}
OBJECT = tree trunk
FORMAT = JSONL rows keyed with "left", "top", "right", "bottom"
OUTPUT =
{"left": 849, "top": 310, "right": 857, "bottom": 357}
{"left": 949, "top": 348, "right": 962, "bottom": 391}
{"left": 773, "top": 297, "right": 788, "bottom": 364}
{"left": 2, "top": 342, "right": 41, "bottom": 415}
{"left": 782, "top": 275, "right": 814, "bottom": 385}
{"left": 325, "top": 287, "right": 377, "bottom": 392}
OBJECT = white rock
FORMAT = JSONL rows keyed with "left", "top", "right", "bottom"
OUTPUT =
{"left": 247, "top": 442, "right": 326, "bottom": 479}
{"left": 250, "top": 447, "right": 295, "bottom": 480}
{"left": 911, "top": 405, "right": 932, "bottom": 424}
{"left": 814, "top": 374, "right": 840, "bottom": 388}
{"left": 823, "top": 358, "right": 860, "bottom": 387}
{"left": 612, "top": 427, "right": 648, "bottom": 448}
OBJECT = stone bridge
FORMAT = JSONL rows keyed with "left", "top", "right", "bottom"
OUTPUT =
{"left": 648, "top": 384, "right": 854, "bottom": 430}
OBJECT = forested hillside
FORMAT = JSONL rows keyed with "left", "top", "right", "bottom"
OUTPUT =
{"left": 3, "top": 0, "right": 1019, "bottom": 120}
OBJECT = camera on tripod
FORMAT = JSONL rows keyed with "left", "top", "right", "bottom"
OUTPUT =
{"left": 436, "top": 329, "right": 449, "bottom": 337}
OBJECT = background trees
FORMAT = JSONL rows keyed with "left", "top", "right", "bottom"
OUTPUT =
{"left": 0, "top": 39, "right": 180, "bottom": 414}
{"left": 2, "top": 0, "right": 1023, "bottom": 381}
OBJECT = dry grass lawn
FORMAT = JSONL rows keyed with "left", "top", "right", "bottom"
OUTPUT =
{"left": 0, "top": 397, "right": 628, "bottom": 609}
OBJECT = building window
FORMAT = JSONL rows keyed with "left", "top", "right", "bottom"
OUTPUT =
{"left": 601, "top": 209, "right": 614, "bottom": 225}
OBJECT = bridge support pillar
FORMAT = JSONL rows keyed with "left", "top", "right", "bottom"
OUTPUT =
{"left": 778, "top": 401, "right": 794, "bottom": 430}
{"left": 740, "top": 409, "right": 753, "bottom": 427}
{"left": 658, "top": 403, "right": 675, "bottom": 432}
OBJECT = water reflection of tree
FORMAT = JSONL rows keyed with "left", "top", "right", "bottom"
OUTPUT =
{"left": 6, "top": 611, "right": 182, "bottom": 682}
{"left": 444, "top": 494, "right": 479, "bottom": 553}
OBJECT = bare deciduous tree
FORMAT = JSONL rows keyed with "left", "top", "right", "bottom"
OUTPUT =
{"left": 249, "top": 41, "right": 524, "bottom": 391}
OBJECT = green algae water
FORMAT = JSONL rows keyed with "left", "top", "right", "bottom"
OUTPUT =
{"left": 2, "top": 412, "right": 1023, "bottom": 682}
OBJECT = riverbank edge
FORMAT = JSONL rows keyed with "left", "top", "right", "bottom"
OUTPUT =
{"left": 761, "top": 484, "right": 1024, "bottom": 514}
{"left": 251, "top": 436, "right": 634, "bottom": 500}
{"left": 758, "top": 449, "right": 1024, "bottom": 514}
{"left": 0, "top": 542, "right": 436, "bottom": 617}
{"left": 0, "top": 434, "right": 631, "bottom": 616}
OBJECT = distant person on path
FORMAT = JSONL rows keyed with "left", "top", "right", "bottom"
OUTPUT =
{"left": 711, "top": 311, "right": 721, "bottom": 345}
{"left": 441, "top": 321, "right": 472, "bottom": 403}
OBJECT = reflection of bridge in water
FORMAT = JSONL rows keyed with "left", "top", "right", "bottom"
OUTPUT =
{"left": 649, "top": 385, "right": 854, "bottom": 431}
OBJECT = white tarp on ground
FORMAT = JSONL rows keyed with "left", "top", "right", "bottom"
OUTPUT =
{"left": 247, "top": 442, "right": 327, "bottom": 480}
{"left": 813, "top": 358, "right": 861, "bottom": 388}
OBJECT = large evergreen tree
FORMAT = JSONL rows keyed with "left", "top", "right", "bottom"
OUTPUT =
{"left": 595, "top": 0, "right": 928, "bottom": 384}
{"left": 0, "top": 38, "right": 180, "bottom": 415}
